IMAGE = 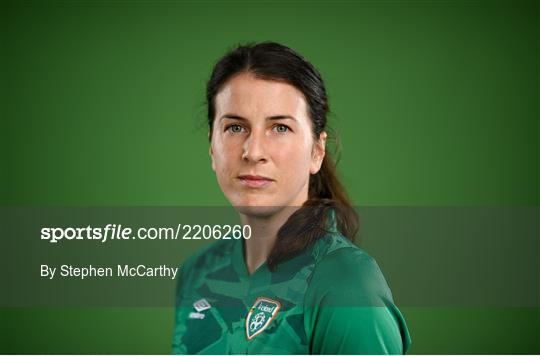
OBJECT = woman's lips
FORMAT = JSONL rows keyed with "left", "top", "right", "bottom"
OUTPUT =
{"left": 237, "top": 175, "right": 274, "bottom": 188}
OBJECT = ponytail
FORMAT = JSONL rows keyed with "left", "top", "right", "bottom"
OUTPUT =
{"left": 267, "top": 155, "right": 359, "bottom": 271}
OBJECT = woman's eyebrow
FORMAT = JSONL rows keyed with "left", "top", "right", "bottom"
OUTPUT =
{"left": 267, "top": 115, "right": 297, "bottom": 122}
{"left": 220, "top": 114, "right": 297, "bottom": 122}
{"left": 220, "top": 114, "right": 247, "bottom": 122}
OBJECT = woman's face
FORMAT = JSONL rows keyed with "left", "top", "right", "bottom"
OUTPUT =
{"left": 210, "top": 72, "right": 326, "bottom": 217}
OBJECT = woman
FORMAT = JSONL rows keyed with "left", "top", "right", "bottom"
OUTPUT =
{"left": 172, "top": 42, "right": 412, "bottom": 354}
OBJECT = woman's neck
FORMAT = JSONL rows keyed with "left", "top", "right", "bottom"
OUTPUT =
{"left": 239, "top": 206, "right": 300, "bottom": 275}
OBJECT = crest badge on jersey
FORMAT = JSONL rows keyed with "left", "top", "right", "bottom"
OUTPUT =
{"left": 245, "top": 297, "right": 281, "bottom": 340}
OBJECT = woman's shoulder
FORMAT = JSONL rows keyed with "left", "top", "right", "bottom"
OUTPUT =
{"left": 305, "top": 235, "right": 412, "bottom": 355}
{"left": 180, "top": 239, "right": 236, "bottom": 279}
{"left": 311, "top": 232, "right": 377, "bottom": 271}
{"left": 307, "top": 233, "right": 394, "bottom": 306}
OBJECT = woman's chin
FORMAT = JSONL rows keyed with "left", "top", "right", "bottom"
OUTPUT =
{"left": 232, "top": 201, "right": 283, "bottom": 218}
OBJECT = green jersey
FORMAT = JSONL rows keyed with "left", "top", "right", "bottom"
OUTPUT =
{"left": 172, "top": 227, "right": 411, "bottom": 354}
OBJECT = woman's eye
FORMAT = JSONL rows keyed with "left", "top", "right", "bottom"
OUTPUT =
{"left": 226, "top": 124, "right": 244, "bottom": 133}
{"left": 273, "top": 124, "right": 290, "bottom": 133}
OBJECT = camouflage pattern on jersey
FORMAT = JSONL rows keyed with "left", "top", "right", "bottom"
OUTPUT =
{"left": 172, "top": 230, "right": 357, "bottom": 354}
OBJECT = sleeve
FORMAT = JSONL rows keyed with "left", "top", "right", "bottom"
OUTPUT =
{"left": 304, "top": 248, "right": 412, "bottom": 355}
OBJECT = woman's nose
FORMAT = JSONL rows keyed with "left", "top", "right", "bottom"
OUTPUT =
{"left": 242, "top": 130, "right": 267, "bottom": 163}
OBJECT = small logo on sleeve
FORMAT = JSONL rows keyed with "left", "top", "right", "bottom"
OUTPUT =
{"left": 245, "top": 297, "right": 281, "bottom": 340}
{"left": 188, "top": 298, "right": 212, "bottom": 319}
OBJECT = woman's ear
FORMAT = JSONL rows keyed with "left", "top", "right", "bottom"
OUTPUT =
{"left": 310, "top": 131, "right": 327, "bottom": 174}
{"left": 209, "top": 132, "right": 216, "bottom": 172}
{"left": 209, "top": 144, "right": 216, "bottom": 172}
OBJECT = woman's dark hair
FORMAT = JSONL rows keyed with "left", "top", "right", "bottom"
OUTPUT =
{"left": 206, "top": 41, "right": 359, "bottom": 271}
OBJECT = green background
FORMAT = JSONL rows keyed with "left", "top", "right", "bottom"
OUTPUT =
{"left": 1, "top": 0, "right": 538, "bottom": 354}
